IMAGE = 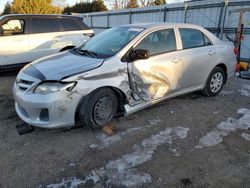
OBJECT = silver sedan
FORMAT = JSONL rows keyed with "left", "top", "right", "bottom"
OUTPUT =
{"left": 13, "top": 23, "right": 237, "bottom": 129}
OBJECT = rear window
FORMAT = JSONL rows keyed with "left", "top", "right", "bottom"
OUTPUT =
{"left": 179, "top": 28, "right": 211, "bottom": 49}
{"left": 62, "top": 18, "right": 89, "bottom": 31}
{"left": 61, "top": 18, "right": 89, "bottom": 31}
{"left": 31, "top": 18, "right": 63, "bottom": 34}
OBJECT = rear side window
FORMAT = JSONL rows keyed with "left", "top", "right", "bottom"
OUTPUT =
{"left": 135, "top": 29, "right": 176, "bottom": 56}
{"left": 62, "top": 18, "right": 89, "bottom": 31}
{"left": 1, "top": 19, "right": 25, "bottom": 36}
{"left": 31, "top": 18, "right": 63, "bottom": 34}
{"left": 179, "top": 28, "right": 212, "bottom": 49}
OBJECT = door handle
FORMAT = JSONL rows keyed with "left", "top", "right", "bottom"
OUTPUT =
{"left": 171, "top": 57, "right": 181, "bottom": 63}
{"left": 208, "top": 51, "right": 216, "bottom": 55}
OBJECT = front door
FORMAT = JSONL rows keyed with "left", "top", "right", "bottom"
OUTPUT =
{"left": 0, "top": 19, "right": 29, "bottom": 66}
{"left": 128, "top": 28, "right": 182, "bottom": 102}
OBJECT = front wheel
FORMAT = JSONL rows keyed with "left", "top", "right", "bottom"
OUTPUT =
{"left": 203, "top": 67, "right": 226, "bottom": 97}
{"left": 78, "top": 88, "right": 118, "bottom": 129}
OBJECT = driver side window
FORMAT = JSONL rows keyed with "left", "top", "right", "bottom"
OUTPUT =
{"left": 1, "top": 19, "right": 25, "bottom": 36}
{"left": 135, "top": 29, "right": 176, "bottom": 56}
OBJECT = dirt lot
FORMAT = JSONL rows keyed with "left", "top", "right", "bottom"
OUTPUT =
{"left": 0, "top": 74, "right": 250, "bottom": 188}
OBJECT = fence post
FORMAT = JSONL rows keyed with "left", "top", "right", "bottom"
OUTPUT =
{"left": 90, "top": 15, "right": 93, "bottom": 28}
{"left": 220, "top": 0, "right": 229, "bottom": 39}
{"left": 217, "top": 2, "right": 225, "bottom": 37}
{"left": 129, "top": 10, "right": 132, "bottom": 24}
{"left": 107, "top": 12, "right": 110, "bottom": 28}
{"left": 163, "top": 6, "right": 167, "bottom": 22}
{"left": 184, "top": 3, "right": 188, "bottom": 23}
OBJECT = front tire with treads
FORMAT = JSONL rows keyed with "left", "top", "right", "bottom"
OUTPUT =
{"left": 78, "top": 88, "right": 118, "bottom": 129}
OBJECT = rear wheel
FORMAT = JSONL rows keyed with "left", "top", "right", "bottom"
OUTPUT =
{"left": 203, "top": 67, "right": 226, "bottom": 96}
{"left": 78, "top": 88, "right": 118, "bottom": 129}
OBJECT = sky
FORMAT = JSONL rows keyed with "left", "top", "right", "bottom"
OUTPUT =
{"left": 0, "top": 0, "right": 7, "bottom": 14}
{"left": 0, "top": 0, "right": 185, "bottom": 14}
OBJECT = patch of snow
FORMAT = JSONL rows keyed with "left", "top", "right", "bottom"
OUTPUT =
{"left": 89, "top": 143, "right": 99, "bottom": 149}
{"left": 60, "top": 168, "right": 65, "bottom": 172}
{"left": 213, "top": 111, "right": 220, "bottom": 114}
{"left": 46, "top": 127, "right": 189, "bottom": 188}
{"left": 97, "top": 133, "right": 122, "bottom": 148}
{"left": 148, "top": 118, "right": 162, "bottom": 125}
{"left": 242, "top": 133, "right": 250, "bottom": 141}
{"left": 46, "top": 177, "right": 83, "bottom": 188}
{"left": 196, "top": 130, "right": 227, "bottom": 148}
{"left": 237, "top": 108, "right": 249, "bottom": 114}
{"left": 94, "top": 125, "right": 153, "bottom": 149}
{"left": 69, "top": 163, "right": 76, "bottom": 167}
{"left": 197, "top": 108, "right": 250, "bottom": 148}
{"left": 220, "top": 90, "right": 234, "bottom": 96}
{"left": 106, "top": 168, "right": 151, "bottom": 187}
{"left": 170, "top": 148, "right": 180, "bottom": 157}
{"left": 239, "top": 84, "right": 250, "bottom": 97}
{"left": 102, "top": 126, "right": 188, "bottom": 187}
{"left": 46, "top": 171, "right": 100, "bottom": 188}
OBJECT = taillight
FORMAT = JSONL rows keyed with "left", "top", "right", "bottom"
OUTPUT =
{"left": 234, "top": 48, "right": 238, "bottom": 55}
{"left": 84, "top": 33, "right": 95, "bottom": 38}
{"left": 235, "top": 63, "right": 240, "bottom": 72}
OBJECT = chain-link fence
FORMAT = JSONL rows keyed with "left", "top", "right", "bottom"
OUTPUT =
{"left": 79, "top": 0, "right": 250, "bottom": 60}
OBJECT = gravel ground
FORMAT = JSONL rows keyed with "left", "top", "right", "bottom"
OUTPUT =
{"left": 0, "top": 74, "right": 250, "bottom": 188}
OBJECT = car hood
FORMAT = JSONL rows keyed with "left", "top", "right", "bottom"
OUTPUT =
{"left": 22, "top": 51, "right": 105, "bottom": 80}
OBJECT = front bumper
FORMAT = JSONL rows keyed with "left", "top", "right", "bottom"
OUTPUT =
{"left": 13, "top": 81, "right": 82, "bottom": 129}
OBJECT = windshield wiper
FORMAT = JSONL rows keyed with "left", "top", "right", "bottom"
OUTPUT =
{"left": 75, "top": 48, "right": 98, "bottom": 57}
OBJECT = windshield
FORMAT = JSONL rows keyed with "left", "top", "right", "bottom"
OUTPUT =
{"left": 77, "top": 26, "right": 144, "bottom": 58}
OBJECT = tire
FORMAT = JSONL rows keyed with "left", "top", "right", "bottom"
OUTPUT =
{"left": 78, "top": 88, "right": 118, "bottom": 129}
{"left": 202, "top": 67, "right": 226, "bottom": 97}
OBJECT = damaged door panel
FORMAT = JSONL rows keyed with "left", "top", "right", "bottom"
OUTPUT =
{"left": 127, "top": 28, "right": 182, "bottom": 103}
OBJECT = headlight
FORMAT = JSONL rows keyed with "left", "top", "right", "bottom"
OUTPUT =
{"left": 34, "top": 81, "right": 76, "bottom": 94}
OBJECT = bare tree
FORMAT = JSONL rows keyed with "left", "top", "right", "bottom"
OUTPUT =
{"left": 107, "top": 0, "right": 166, "bottom": 9}
{"left": 138, "top": 0, "right": 154, "bottom": 7}
{"left": 139, "top": 0, "right": 166, "bottom": 7}
{"left": 108, "top": 0, "right": 128, "bottom": 10}
{"left": 126, "top": 0, "right": 139, "bottom": 8}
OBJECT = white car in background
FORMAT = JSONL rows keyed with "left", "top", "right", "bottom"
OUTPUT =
{"left": 0, "top": 14, "right": 94, "bottom": 71}
{"left": 13, "top": 23, "right": 237, "bottom": 129}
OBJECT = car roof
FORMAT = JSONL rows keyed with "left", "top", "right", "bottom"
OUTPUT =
{"left": 121, "top": 22, "right": 220, "bottom": 43}
{"left": 122, "top": 22, "right": 204, "bottom": 29}
{"left": 0, "top": 14, "right": 82, "bottom": 19}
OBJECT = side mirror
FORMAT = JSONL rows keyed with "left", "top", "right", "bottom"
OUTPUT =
{"left": 130, "top": 49, "right": 150, "bottom": 61}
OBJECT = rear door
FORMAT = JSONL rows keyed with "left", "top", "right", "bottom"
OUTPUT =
{"left": 28, "top": 17, "right": 68, "bottom": 62}
{"left": 61, "top": 18, "right": 93, "bottom": 47}
{"left": 128, "top": 28, "right": 182, "bottom": 101}
{"left": 177, "top": 28, "right": 217, "bottom": 89}
{"left": 0, "top": 18, "right": 29, "bottom": 66}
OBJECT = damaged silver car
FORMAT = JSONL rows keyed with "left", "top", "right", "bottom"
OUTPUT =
{"left": 13, "top": 23, "right": 237, "bottom": 129}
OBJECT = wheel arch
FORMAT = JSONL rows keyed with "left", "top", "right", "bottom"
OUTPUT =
{"left": 74, "top": 86, "right": 128, "bottom": 124}
{"left": 215, "top": 63, "right": 228, "bottom": 83}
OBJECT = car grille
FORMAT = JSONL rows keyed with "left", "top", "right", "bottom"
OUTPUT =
{"left": 16, "top": 79, "right": 34, "bottom": 92}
